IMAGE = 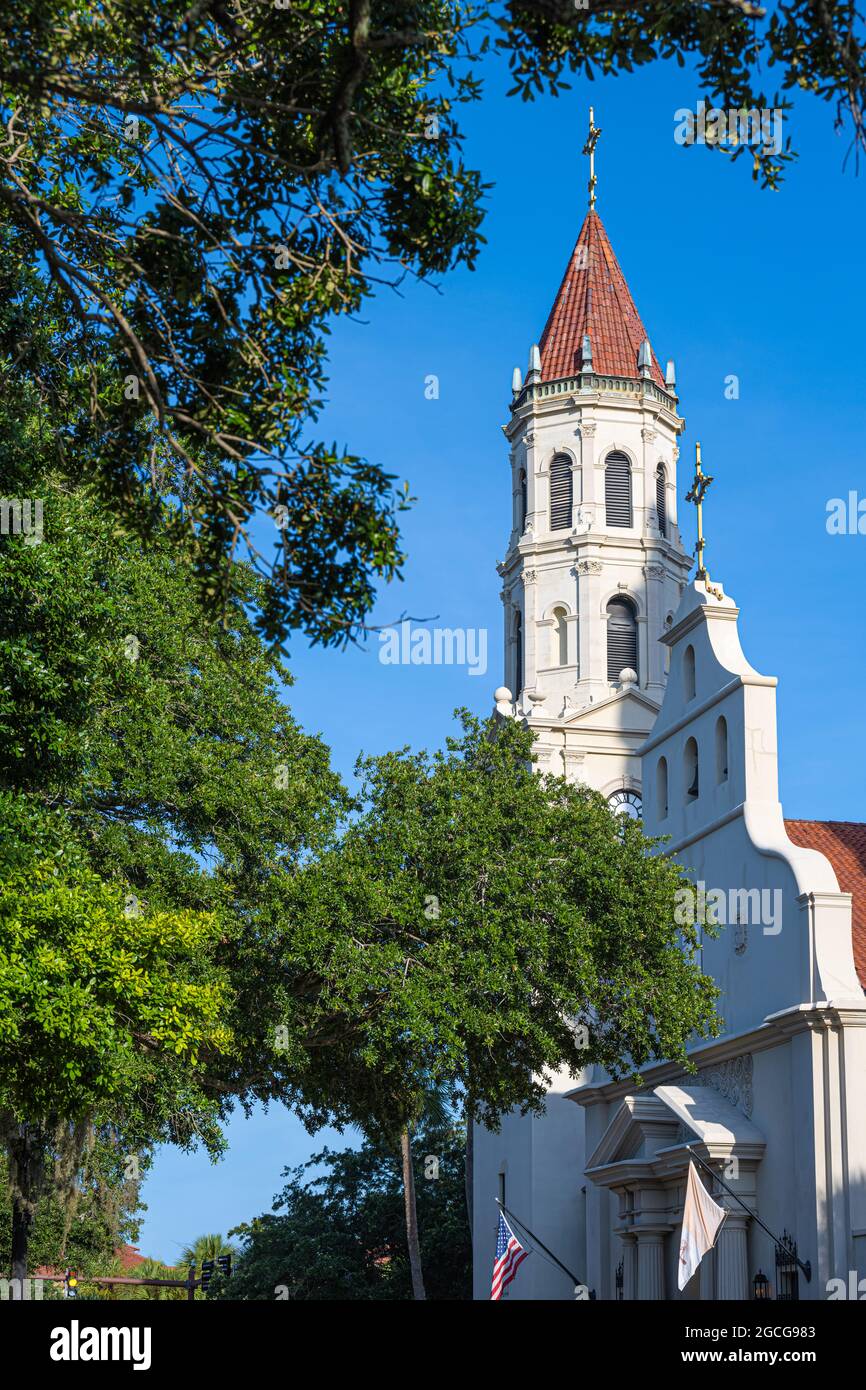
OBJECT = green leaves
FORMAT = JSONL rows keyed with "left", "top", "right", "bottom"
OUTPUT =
{"left": 0, "top": 1, "right": 490, "bottom": 646}
{"left": 0, "top": 795, "right": 233, "bottom": 1125}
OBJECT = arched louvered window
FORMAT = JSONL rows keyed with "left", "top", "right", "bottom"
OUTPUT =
{"left": 518, "top": 468, "right": 527, "bottom": 532}
{"left": 656, "top": 464, "right": 667, "bottom": 538}
{"left": 513, "top": 611, "right": 523, "bottom": 696}
{"left": 605, "top": 451, "right": 633, "bottom": 528}
{"left": 549, "top": 455, "right": 573, "bottom": 531}
{"left": 552, "top": 606, "right": 568, "bottom": 666}
{"left": 606, "top": 598, "right": 637, "bottom": 683}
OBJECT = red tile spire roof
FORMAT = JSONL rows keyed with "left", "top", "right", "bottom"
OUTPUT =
{"left": 538, "top": 210, "right": 666, "bottom": 388}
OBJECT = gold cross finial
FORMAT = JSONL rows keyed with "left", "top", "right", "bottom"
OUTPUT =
{"left": 582, "top": 106, "right": 601, "bottom": 211}
{"left": 685, "top": 442, "right": 724, "bottom": 600}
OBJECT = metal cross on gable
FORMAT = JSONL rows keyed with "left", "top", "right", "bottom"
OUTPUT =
{"left": 685, "top": 441, "right": 724, "bottom": 601}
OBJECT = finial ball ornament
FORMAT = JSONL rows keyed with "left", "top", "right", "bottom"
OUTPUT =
{"left": 494, "top": 687, "right": 513, "bottom": 704}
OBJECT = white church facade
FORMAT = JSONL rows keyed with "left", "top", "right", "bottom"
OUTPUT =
{"left": 473, "top": 175, "right": 866, "bottom": 1301}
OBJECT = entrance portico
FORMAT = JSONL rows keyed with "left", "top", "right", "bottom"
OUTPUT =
{"left": 579, "top": 1083, "right": 765, "bottom": 1299}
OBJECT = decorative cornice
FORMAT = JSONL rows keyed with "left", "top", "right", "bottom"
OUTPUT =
{"left": 697, "top": 1053, "right": 754, "bottom": 1119}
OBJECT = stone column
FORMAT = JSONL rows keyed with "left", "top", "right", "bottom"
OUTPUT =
{"left": 579, "top": 420, "right": 597, "bottom": 507}
{"left": 568, "top": 450, "right": 581, "bottom": 532}
{"left": 622, "top": 1234, "right": 638, "bottom": 1301}
{"left": 524, "top": 430, "right": 539, "bottom": 535}
{"left": 700, "top": 1244, "right": 716, "bottom": 1301}
{"left": 716, "top": 1211, "right": 750, "bottom": 1299}
{"left": 576, "top": 557, "right": 602, "bottom": 692}
{"left": 643, "top": 563, "right": 667, "bottom": 699}
{"left": 637, "top": 1233, "right": 666, "bottom": 1300}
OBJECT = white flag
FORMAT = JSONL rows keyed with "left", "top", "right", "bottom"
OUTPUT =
{"left": 678, "top": 1160, "right": 726, "bottom": 1291}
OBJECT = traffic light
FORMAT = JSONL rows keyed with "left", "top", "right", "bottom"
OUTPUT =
{"left": 217, "top": 1254, "right": 232, "bottom": 1281}
{"left": 64, "top": 1269, "right": 78, "bottom": 1299}
{"left": 200, "top": 1259, "right": 215, "bottom": 1293}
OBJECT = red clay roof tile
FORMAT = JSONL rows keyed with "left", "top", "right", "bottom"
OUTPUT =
{"left": 785, "top": 819, "right": 866, "bottom": 990}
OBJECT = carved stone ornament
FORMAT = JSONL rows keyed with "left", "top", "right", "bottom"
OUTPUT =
{"left": 579, "top": 422, "right": 597, "bottom": 438}
{"left": 523, "top": 568, "right": 538, "bottom": 585}
{"left": 644, "top": 563, "right": 665, "bottom": 580}
{"left": 577, "top": 559, "right": 603, "bottom": 575}
{"left": 698, "top": 1054, "right": 754, "bottom": 1118}
{"left": 641, "top": 427, "right": 657, "bottom": 442}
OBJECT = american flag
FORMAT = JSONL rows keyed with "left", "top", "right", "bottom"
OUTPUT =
{"left": 491, "top": 1211, "right": 529, "bottom": 1300}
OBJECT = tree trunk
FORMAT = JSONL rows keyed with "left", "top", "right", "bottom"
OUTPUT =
{"left": 6, "top": 1121, "right": 45, "bottom": 1294}
{"left": 400, "top": 1127, "right": 426, "bottom": 1301}
{"left": 11, "top": 1196, "right": 33, "bottom": 1288}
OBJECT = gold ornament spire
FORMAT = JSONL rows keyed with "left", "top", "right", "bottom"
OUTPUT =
{"left": 582, "top": 106, "right": 601, "bottom": 211}
{"left": 685, "top": 442, "right": 724, "bottom": 600}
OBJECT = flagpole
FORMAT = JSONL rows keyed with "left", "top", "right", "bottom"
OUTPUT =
{"left": 686, "top": 1146, "right": 811, "bottom": 1282}
{"left": 496, "top": 1198, "right": 593, "bottom": 1296}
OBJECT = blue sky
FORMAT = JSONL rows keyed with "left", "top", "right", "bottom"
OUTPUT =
{"left": 137, "top": 54, "right": 866, "bottom": 1263}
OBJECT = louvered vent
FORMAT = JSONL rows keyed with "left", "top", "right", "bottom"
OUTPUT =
{"left": 605, "top": 452, "right": 632, "bottom": 528}
{"left": 607, "top": 599, "right": 637, "bottom": 682}
{"left": 656, "top": 465, "right": 667, "bottom": 537}
{"left": 549, "top": 456, "right": 572, "bottom": 531}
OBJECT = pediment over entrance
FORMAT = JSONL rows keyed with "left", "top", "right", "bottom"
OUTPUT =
{"left": 586, "top": 1093, "right": 678, "bottom": 1170}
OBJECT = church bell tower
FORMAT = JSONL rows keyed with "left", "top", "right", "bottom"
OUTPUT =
{"left": 474, "top": 116, "right": 692, "bottom": 1298}
{"left": 496, "top": 111, "right": 690, "bottom": 815}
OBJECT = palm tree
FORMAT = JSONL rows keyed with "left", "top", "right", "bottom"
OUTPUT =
{"left": 179, "top": 1232, "right": 237, "bottom": 1266}
{"left": 178, "top": 1231, "right": 238, "bottom": 1288}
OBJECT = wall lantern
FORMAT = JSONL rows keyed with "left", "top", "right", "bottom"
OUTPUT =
{"left": 753, "top": 1269, "right": 771, "bottom": 1300}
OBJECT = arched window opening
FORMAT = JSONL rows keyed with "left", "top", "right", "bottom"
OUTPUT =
{"left": 518, "top": 468, "right": 527, "bottom": 532}
{"left": 549, "top": 455, "right": 573, "bottom": 531}
{"left": 684, "top": 644, "right": 696, "bottom": 702}
{"left": 607, "top": 598, "right": 637, "bottom": 683}
{"left": 551, "top": 606, "right": 569, "bottom": 666}
{"left": 656, "top": 463, "right": 667, "bottom": 538}
{"left": 605, "top": 451, "right": 633, "bottom": 528}
{"left": 513, "top": 611, "right": 523, "bottom": 696}
{"left": 716, "top": 716, "right": 729, "bottom": 784}
{"left": 656, "top": 757, "right": 669, "bottom": 820}
{"left": 684, "top": 737, "right": 699, "bottom": 802}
